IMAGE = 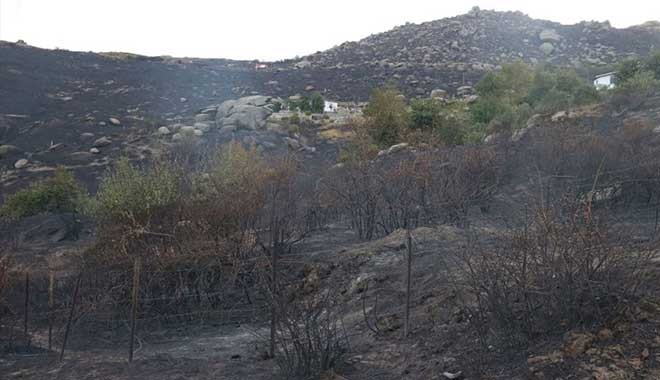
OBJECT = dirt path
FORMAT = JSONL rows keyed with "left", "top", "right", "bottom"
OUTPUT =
{"left": 1, "top": 324, "right": 275, "bottom": 380}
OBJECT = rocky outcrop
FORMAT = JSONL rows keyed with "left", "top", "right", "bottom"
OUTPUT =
{"left": 213, "top": 95, "right": 275, "bottom": 131}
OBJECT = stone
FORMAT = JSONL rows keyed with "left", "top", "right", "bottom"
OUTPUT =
{"left": 294, "top": 59, "right": 312, "bottom": 69}
{"left": 80, "top": 132, "right": 95, "bottom": 139}
{"left": 14, "top": 158, "right": 28, "bottom": 169}
{"left": 484, "top": 133, "right": 499, "bottom": 144}
{"left": 283, "top": 137, "right": 301, "bottom": 150}
{"left": 172, "top": 133, "right": 183, "bottom": 142}
{"left": 526, "top": 114, "right": 542, "bottom": 129}
{"left": 539, "top": 42, "right": 555, "bottom": 55}
{"left": 378, "top": 142, "right": 409, "bottom": 156}
{"left": 108, "top": 117, "right": 121, "bottom": 126}
{"left": 194, "top": 122, "right": 212, "bottom": 133}
{"left": 194, "top": 129, "right": 204, "bottom": 137}
{"left": 510, "top": 127, "right": 530, "bottom": 142}
{"left": 551, "top": 110, "right": 568, "bottom": 122}
{"left": 220, "top": 105, "right": 271, "bottom": 130}
{"left": 93, "top": 137, "right": 112, "bottom": 147}
{"left": 442, "top": 372, "right": 463, "bottom": 380}
{"left": 430, "top": 89, "right": 448, "bottom": 99}
{"left": 305, "top": 85, "right": 315, "bottom": 91}
{"left": 194, "top": 113, "right": 212, "bottom": 123}
{"left": 539, "top": 29, "right": 561, "bottom": 42}
{"left": 157, "top": 126, "right": 171, "bottom": 135}
{"left": 179, "top": 126, "right": 196, "bottom": 136}
{"left": 89, "top": 147, "right": 100, "bottom": 154}
{"left": 456, "top": 85, "right": 474, "bottom": 97}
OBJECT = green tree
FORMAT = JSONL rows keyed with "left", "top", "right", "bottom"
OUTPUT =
{"left": 617, "top": 58, "right": 645, "bottom": 83}
{"left": 310, "top": 92, "right": 325, "bottom": 113}
{"left": 644, "top": 51, "right": 660, "bottom": 79}
{"left": 410, "top": 99, "right": 441, "bottom": 131}
{"left": 363, "top": 85, "right": 410, "bottom": 147}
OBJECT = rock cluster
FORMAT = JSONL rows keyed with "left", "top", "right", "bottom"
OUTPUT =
{"left": 277, "top": 10, "right": 660, "bottom": 100}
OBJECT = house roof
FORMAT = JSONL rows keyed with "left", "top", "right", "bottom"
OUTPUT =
{"left": 594, "top": 72, "right": 616, "bottom": 79}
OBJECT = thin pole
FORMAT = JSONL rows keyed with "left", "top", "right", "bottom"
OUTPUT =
{"left": 404, "top": 229, "right": 412, "bottom": 338}
{"left": 48, "top": 271, "right": 54, "bottom": 351}
{"left": 269, "top": 244, "right": 278, "bottom": 358}
{"left": 23, "top": 271, "right": 29, "bottom": 347}
{"left": 128, "top": 257, "right": 141, "bottom": 363}
{"left": 60, "top": 273, "right": 82, "bottom": 361}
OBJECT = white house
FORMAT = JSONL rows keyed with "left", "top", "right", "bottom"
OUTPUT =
{"left": 594, "top": 72, "right": 616, "bottom": 89}
{"left": 324, "top": 101, "right": 339, "bottom": 113}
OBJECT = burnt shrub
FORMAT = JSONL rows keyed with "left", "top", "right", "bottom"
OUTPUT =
{"left": 272, "top": 288, "right": 348, "bottom": 379}
{"left": 454, "top": 200, "right": 655, "bottom": 343}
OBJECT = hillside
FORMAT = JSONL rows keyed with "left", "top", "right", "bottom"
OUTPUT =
{"left": 286, "top": 8, "right": 660, "bottom": 98}
{"left": 4, "top": 8, "right": 660, "bottom": 380}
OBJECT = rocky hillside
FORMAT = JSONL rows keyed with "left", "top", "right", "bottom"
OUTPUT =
{"left": 2, "top": 8, "right": 660, "bottom": 196}
{"left": 280, "top": 8, "right": 660, "bottom": 98}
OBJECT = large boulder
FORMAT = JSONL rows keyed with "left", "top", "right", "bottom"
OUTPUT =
{"left": 539, "top": 29, "right": 561, "bottom": 42}
{"left": 539, "top": 42, "right": 555, "bottom": 55}
{"left": 179, "top": 126, "right": 196, "bottom": 136}
{"left": 14, "top": 158, "right": 28, "bottom": 169}
{"left": 213, "top": 95, "right": 277, "bottom": 131}
{"left": 93, "top": 137, "right": 112, "bottom": 147}
{"left": 194, "top": 122, "right": 212, "bottom": 133}
{"left": 223, "top": 106, "right": 271, "bottom": 130}
{"left": 157, "top": 126, "right": 171, "bottom": 135}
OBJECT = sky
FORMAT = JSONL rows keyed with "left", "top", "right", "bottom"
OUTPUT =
{"left": 0, "top": 0, "right": 659, "bottom": 61}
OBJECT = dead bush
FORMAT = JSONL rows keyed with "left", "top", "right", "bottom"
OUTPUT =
{"left": 455, "top": 199, "right": 655, "bottom": 344}
{"left": 272, "top": 289, "right": 348, "bottom": 379}
{"left": 0, "top": 255, "right": 11, "bottom": 312}
{"left": 321, "top": 146, "right": 500, "bottom": 239}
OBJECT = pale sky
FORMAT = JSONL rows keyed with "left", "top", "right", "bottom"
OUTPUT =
{"left": 0, "top": 0, "right": 659, "bottom": 61}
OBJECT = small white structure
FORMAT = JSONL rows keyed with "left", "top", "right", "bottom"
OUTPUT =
{"left": 594, "top": 72, "right": 616, "bottom": 89}
{"left": 324, "top": 101, "right": 339, "bottom": 113}
{"left": 254, "top": 63, "right": 268, "bottom": 70}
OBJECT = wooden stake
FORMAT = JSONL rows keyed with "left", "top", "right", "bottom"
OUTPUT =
{"left": 404, "top": 229, "right": 412, "bottom": 338}
{"left": 129, "top": 257, "right": 141, "bottom": 363}
{"left": 269, "top": 244, "right": 278, "bottom": 358}
{"left": 23, "top": 272, "right": 29, "bottom": 348}
{"left": 48, "top": 271, "right": 54, "bottom": 351}
{"left": 60, "top": 273, "right": 81, "bottom": 361}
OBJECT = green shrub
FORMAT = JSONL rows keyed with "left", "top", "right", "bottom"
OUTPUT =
{"left": 472, "top": 63, "right": 600, "bottom": 132}
{"left": 410, "top": 99, "right": 440, "bottom": 131}
{"left": 610, "top": 70, "right": 660, "bottom": 108}
{"left": 310, "top": 92, "right": 325, "bottom": 113}
{"left": 93, "top": 158, "right": 180, "bottom": 224}
{"left": 363, "top": 85, "right": 410, "bottom": 147}
{"left": 470, "top": 96, "right": 511, "bottom": 125}
{"left": 0, "top": 167, "right": 87, "bottom": 218}
{"left": 616, "top": 58, "right": 646, "bottom": 83}
{"left": 646, "top": 51, "right": 660, "bottom": 80}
